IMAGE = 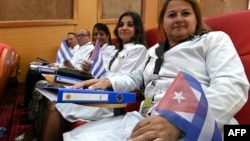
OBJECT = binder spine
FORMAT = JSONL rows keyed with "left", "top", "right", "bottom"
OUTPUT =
{"left": 57, "top": 88, "right": 136, "bottom": 103}
{"left": 54, "top": 75, "right": 82, "bottom": 85}
{"left": 37, "top": 67, "right": 57, "bottom": 73}
{"left": 61, "top": 93, "right": 108, "bottom": 102}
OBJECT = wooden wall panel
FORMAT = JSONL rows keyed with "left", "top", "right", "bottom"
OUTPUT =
{"left": 0, "top": 26, "right": 75, "bottom": 81}
{"left": 0, "top": 0, "right": 73, "bottom": 21}
{"left": 202, "top": 0, "right": 248, "bottom": 17}
{"left": 98, "top": 0, "right": 144, "bottom": 23}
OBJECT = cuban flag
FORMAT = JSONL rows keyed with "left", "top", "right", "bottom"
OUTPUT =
{"left": 154, "top": 71, "right": 222, "bottom": 141}
{"left": 56, "top": 39, "right": 73, "bottom": 64}
{"left": 90, "top": 39, "right": 106, "bottom": 78}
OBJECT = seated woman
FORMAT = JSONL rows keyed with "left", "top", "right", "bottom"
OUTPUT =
{"left": 31, "top": 11, "right": 148, "bottom": 141}
{"left": 91, "top": 22, "right": 117, "bottom": 70}
{"left": 63, "top": 0, "right": 249, "bottom": 140}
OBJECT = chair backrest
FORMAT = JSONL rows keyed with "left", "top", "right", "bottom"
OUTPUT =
{"left": 111, "top": 38, "right": 118, "bottom": 49}
{"left": 204, "top": 10, "right": 250, "bottom": 124}
{"left": 145, "top": 28, "right": 165, "bottom": 48}
{"left": 0, "top": 48, "right": 13, "bottom": 96}
{"left": 0, "top": 43, "right": 20, "bottom": 96}
{"left": 10, "top": 50, "right": 21, "bottom": 78}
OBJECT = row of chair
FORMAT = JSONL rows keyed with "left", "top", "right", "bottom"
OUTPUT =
{"left": 0, "top": 43, "right": 20, "bottom": 98}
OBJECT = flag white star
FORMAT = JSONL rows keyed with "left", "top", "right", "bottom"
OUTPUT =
{"left": 173, "top": 91, "right": 185, "bottom": 104}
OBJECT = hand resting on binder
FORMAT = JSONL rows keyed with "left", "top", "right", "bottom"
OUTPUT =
{"left": 41, "top": 76, "right": 136, "bottom": 104}
{"left": 71, "top": 78, "right": 112, "bottom": 90}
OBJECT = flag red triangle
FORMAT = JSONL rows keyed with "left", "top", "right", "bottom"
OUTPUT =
{"left": 156, "top": 73, "right": 199, "bottom": 113}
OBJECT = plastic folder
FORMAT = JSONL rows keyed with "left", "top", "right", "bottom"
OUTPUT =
{"left": 57, "top": 68, "right": 93, "bottom": 80}
{"left": 29, "top": 65, "right": 57, "bottom": 73}
{"left": 54, "top": 74, "right": 83, "bottom": 85}
{"left": 36, "top": 66, "right": 57, "bottom": 74}
{"left": 57, "top": 88, "right": 136, "bottom": 104}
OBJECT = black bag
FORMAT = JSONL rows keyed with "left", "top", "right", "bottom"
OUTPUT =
{"left": 57, "top": 68, "right": 93, "bottom": 80}
{"left": 36, "top": 57, "right": 50, "bottom": 65}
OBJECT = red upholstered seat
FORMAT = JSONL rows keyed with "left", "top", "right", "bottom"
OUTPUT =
{"left": 0, "top": 48, "right": 13, "bottom": 96}
{"left": 205, "top": 10, "right": 250, "bottom": 124}
{"left": 0, "top": 43, "right": 20, "bottom": 97}
{"left": 145, "top": 28, "right": 165, "bottom": 47}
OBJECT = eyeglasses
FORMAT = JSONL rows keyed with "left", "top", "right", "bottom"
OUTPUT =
{"left": 77, "top": 34, "right": 89, "bottom": 37}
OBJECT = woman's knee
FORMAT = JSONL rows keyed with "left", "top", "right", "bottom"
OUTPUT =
{"left": 47, "top": 101, "right": 57, "bottom": 112}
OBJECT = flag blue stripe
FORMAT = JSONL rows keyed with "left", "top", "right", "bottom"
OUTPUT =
{"left": 59, "top": 40, "right": 72, "bottom": 60}
{"left": 56, "top": 40, "right": 73, "bottom": 64}
{"left": 91, "top": 51, "right": 101, "bottom": 74}
{"left": 188, "top": 91, "right": 207, "bottom": 139}
{"left": 62, "top": 40, "right": 71, "bottom": 53}
{"left": 90, "top": 40, "right": 106, "bottom": 79}
{"left": 92, "top": 60, "right": 106, "bottom": 78}
{"left": 182, "top": 71, "right": 202, "bottom": 92}
{"left": 59, "top": 50, "right": 67, "bottom": 61}
{"left": 56, "top": 58, "right": 61, "bottom": 63}
{"left": 59, "top": 47, "right": 71, "bottom": 60}
{"left": 92, "top": 62, "right": 101, "bottom": 76}
{"left": 212, "top": 122, "right": 222, "bottom": 141}
{"left": 183, "top": 71, "right": 208, "bottom": 140}
{"left": 96, "top": 67, "right": 106, "bottom": 78}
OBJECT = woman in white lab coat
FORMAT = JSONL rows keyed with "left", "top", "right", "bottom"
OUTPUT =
{"left": 65, "top": 0, "right": 249, "bottom": 141}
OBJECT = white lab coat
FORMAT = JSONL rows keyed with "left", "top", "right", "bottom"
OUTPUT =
{"left": 70, "top": 44, "right": 80, "bottom": 55}
{"left": 67, "top": 42, "right": 94, "bottom": 70}
{"left": 100, "top": 43, "right": 117, "bottom": 70}
{"left": 104, "top": 43, "right": 148, "bottom": 77}
{"left": 63, "top": 31, "right": 249, "bottom": 141}
{"left": 56, "top": 43, "right": 147, "bottom": 122}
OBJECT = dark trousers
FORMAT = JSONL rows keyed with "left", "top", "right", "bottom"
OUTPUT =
{"left": 23, "top": 70, "right": 45, "bottom": 107}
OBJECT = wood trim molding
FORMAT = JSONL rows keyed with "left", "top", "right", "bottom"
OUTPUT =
{"left": 0, "top": 20, "right": 78, "bottom": 28}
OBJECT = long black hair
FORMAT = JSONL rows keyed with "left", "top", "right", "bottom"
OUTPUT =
{"left": 109, "top": 11, "right": 147, "bottom": 69}
{"left": 92, "top": 23, "right": 112, "bottom": 45}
